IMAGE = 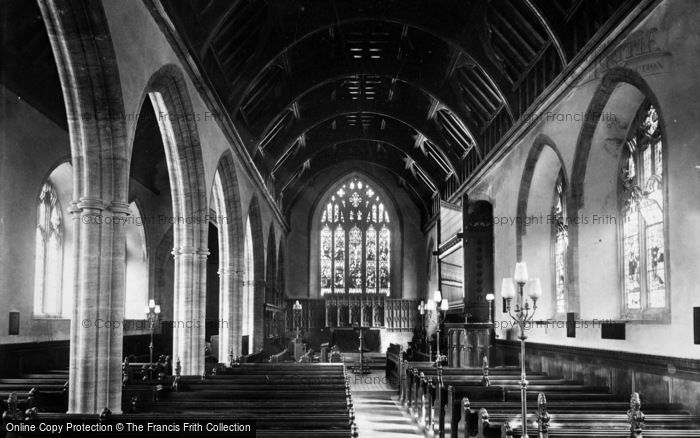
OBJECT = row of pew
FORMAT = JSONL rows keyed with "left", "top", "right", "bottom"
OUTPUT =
{"left": 394, "top": 355, "right": 700, "bottom": 438}
{"left": 4, "top": 362, "right": 357, "bottom": 438}
{"left": 1, "top": 369, "right": 68, "bottom": 415}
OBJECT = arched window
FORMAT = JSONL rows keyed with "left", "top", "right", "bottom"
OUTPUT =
{"left": 34, "top": 182, "right": 63, "bottom": 317}
{"left": 552, "top": 170, "right": 568, "bottom": 314}
{"left": 320, "top": 177, "right": 391, "bottom": 295}
{"left": 620, "top": 103, "right": 666, "bottom": 312}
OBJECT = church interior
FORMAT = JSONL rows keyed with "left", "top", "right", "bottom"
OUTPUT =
{"left": 1, "top": 0, "right": 700, "bottom": 436}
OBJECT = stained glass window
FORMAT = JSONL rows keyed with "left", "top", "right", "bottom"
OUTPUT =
{"left": 378, "top": 225, "right": 390, "bottom": 295}
{"left": 349, "top": 226, "right": 362, "bottom": 294}
{"left": 319, "top": 176, "right": 391, "bottom": 295}
{"left": 552, "top": 170, "right": 568, "bottom": 314}
{"left": 366, "top": 225, "right": 377, "bottom": 291}
{"left": 333, "top": 225, "right": 345, "bottom": 289}
{"left": 320, "top": 224, "right": 333, "bottom": 295}
{"left": 620, "top": 103, "right": 666, "bottom": 311}
{"left": 34, "top": 182, "right": 63, "bottom": 316}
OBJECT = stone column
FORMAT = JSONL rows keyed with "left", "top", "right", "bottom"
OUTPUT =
{"left": 217, "top": 266, "right": 235, "bottom": 362}
{"left": 171, "top": 247, "right": 208, "bottom": 376}
{"left": 253, "top": 279, "right": 267, "bottom": 351}
{"left": 68, "top": 200, "right": 128, "bottom": 414}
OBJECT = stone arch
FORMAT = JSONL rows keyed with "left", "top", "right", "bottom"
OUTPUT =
{"left": 212, "top": 151, "right": 245, "bottom": 358}
{"left": 141, "top": 64, "right": 209, "bottom": 375}
{"left": 245, "top": 196, "right": 266, "bottom": 351}
{"left": 569, "top": 67, "right": 668, "bottom": 320}
{"left": 514, "top": 136, "right": 569, "bottom": 316}
{"left": 39, "top": 0, "right": 129, "bottom": 413}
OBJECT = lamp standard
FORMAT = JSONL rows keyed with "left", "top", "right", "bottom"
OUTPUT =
{"left": 501, "top": 262, "right": 542, "bottom": 438}
{"left": 145, "top": 299, "right": 161, "bottom": 379}
{"left": 418, "top": 300, "right": 427, "bottom": 354}
{"left": 485, "top": 293, "right": 495, "bottom": 324}
{"left": 431, "top": 290, "right": 449, "bottom": 367}
{"left": 292, "top": 300, "right": 302, "bottom": 340}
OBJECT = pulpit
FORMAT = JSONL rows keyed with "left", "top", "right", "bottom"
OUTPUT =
{"left": 445, "top": 322, "right": 492, "bottom": 368}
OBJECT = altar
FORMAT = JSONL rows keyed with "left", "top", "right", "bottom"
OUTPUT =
{"left": 330, "top": 327, "right": 381, "bottom": 352}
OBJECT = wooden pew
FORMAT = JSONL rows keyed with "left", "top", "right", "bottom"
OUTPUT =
{"left": 490, "top": 392, "right": 700, "bottom": 438}
{"left": 24, "top": 410, "right": 358, "bottom": 438}
{"left": 137, "top": 361, "right": 357, "bottom": 436}
{"left": 385, "top": 343, "right": 403, "bottom": 385}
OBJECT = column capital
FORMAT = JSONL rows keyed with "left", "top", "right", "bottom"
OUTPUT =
{"left": 77, "top": 197, "right": 108, "bottom": 211}
{"left": 171, "top": 246, "right": 196, "bottom": 256}
{"left": 109, "top": 201, "right": 131, "bottom": 216}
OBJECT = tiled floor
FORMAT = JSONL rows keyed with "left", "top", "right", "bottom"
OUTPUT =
{"left": 349, "top": 370, "right": 425, "bottom": 438}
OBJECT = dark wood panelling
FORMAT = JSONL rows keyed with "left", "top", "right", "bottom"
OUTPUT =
{"left": 495, "top": 339, "right": 700, "bottom": 413}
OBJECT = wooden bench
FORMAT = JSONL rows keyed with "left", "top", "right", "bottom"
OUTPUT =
{"left": 136, "top": 361, "right": 357, "bottom": 437}
{"left": 489, "top": 392, "right": 700, "bottom": 438}
{"left": 385, "top": 343, "right": 403, "bottom": 385}
{"left": 24, "top": 410, "right": 357, "bottom": 438}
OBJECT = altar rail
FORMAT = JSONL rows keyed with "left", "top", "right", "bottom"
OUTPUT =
{"left": 286, "top": 297, "right": 420, "bottom": 332}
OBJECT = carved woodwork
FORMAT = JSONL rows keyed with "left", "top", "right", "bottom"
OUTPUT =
{"left": 445, "top": 322, "right": 492, "bottom": 368}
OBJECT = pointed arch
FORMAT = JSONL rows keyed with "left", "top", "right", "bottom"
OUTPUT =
{"left": 243, "top": 196, "right": 266, "bottom": 352}
{"left": 39, "top": 0, "right": 128, "bottom": 413}
{"left": 211, "top": 151, "right": 245, "bottom": 359}
{"left": 311, "top": 171, "right": 401, "bottom": 297}
{"left": 142, "top": 64, "right": 209, "bottom": 375}
{"left": 569, "top": 67, "right": 670, "bottom": 322}
{"left": 515, "top": 135, "right": 570, "bottom": 316}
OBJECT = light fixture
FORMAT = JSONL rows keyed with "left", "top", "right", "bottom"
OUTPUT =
{"left": 440, "top": 298, "right": 449, "bottom": 312}
{"left": 426, "top": 299, "right": 437, "bottom": 311}
{"left": 145, "top": 299, "right": 161, "bottom": 377}
{"left": 418, "top": 300, "right": 425, "bottom": 315}
{"left": 502, "top": 261, "right": 539, "bottom": 437}
{"left": 293, "top": 300, "right": 303, "bottom": 340}
{"left": 514, "top": 262, "right": 529, "bottom": 284}
{"left": 433, "top": 290, "right": 442, "bottom": 304}
{"left": 485, "top": 293, "right": 495, "bottom": 324}
{"left": 527, "top": 278, "right": 542, "bottom": 300}
{"left": 501, "top": 278, "right": 516, "bottom": 300}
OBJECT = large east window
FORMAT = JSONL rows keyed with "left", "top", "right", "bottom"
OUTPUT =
{"left": 320, "top": 177, "right": 390, "bottom": 295}
{"left": 34, "top": 182, "right": 63, "bottom": 317}
{"left": 619, "top": 103, "right": 666, "bottom": 312}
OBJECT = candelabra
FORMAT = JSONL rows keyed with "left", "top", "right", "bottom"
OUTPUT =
{"left": 427, "top": 290, "right": 449, "bottom": 367}
{"left": 292, "top": 300, "right": 302, "bottom": 340}
{"left": 144, "top": 299, "right": 161, "bottom": 379}
{"left": 501, "top": 262, "right": 542, "bottom": 438}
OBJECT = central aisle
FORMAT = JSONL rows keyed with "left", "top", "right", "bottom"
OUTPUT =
{"left": 349, "top": 370, "right": 425, "bottom": 438}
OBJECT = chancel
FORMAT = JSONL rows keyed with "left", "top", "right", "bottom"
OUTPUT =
{"left": 1, "top": 0, "right": 700, "bottom": 437}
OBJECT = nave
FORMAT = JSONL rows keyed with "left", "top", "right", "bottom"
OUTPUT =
{"left": 2, "top": 0, "right": 700, "bottom": 436}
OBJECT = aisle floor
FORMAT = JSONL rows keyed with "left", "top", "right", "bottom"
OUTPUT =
{"left": 349, "top": 370, "right": 425, "bottom": 438}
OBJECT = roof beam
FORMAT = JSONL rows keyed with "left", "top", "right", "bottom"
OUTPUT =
{"left": 222, "top": 1, "right": 515, "bottom": 117}
{"left": 266, "top": 106, "right": 460, "bottom": 178}
{"left": 275, "top": 135, "right": 446, "bottom": 190}
{"left": 523, "top": 0, "right": 568, "bottom": 66}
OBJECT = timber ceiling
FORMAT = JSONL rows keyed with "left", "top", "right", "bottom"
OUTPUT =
{"left": 158, "top": 0, "right": 634, "bottom": 220}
